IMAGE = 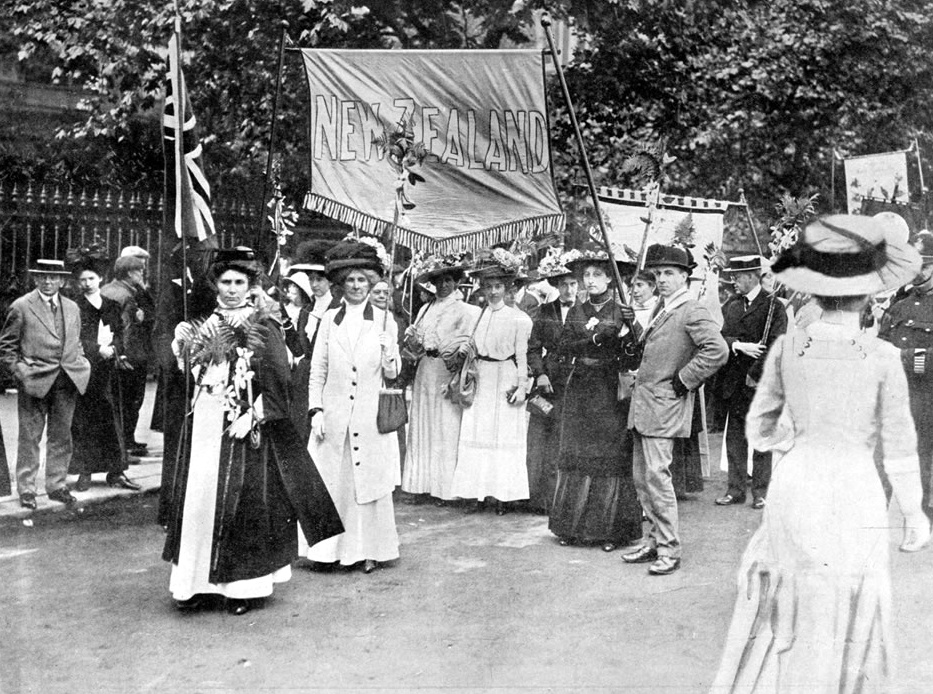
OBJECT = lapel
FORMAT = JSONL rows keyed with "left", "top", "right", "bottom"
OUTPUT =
{"left": 27, "top": 290, "right": 59, "bottom": 338}
{"left": 740, "top": 290, "right": 769, "bottom": 322}
{"left": 643, "top": 290, "right": 690, "bottom": 342}
{"left": 332, "top": 301, "right": 375, "bottom": 357}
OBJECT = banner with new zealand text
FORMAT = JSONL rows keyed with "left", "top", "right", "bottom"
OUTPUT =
{"left": 300, "top": 49, "right": 564, "bottom": 253}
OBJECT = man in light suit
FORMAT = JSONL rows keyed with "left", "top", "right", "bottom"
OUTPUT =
{"left": 714, "top": 256, "right": 787, "bottom": 509}
{"left": 624, "top": 245, "right": 728, "bottom": 575}
{"left": 0, "top": 259, "right": 91, "bottom": 509}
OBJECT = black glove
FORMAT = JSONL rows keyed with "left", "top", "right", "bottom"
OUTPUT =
{"left": 619, "top": 304, "right": 635, "bottom": 324}
{"left": 671, "top": 373, "right": 689, "bottom": 397}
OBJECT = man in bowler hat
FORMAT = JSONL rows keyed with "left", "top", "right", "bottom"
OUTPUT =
{"left": 624, "top": 244, "right": 728, "bottom": 575}
{"left": 0, "top": 259, "right": 91, "bottom": 508}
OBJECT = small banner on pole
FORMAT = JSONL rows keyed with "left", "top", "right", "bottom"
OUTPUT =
{"left": 843, "top": 149, "right": 910, "bottom": 214}
{"left": 299, "top": 49, "right": 565, "bottom": 253}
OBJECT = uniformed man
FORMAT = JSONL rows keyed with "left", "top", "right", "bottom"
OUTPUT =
{"left": 879, "top": 230, "right": 933, "bottom": 518}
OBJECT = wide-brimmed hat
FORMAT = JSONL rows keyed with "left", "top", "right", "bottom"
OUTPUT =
{"left": 771, "top": 214, "right": 920, "bottom": 296}
{"left": 283, "top": 271, "right": 313, "bottom": 301}
{"left": 722, "top": 255, "right": 766, "bottom": 274}
{"left": 535, "top": 247, "right": 574, "bottom": 285}
{"left": 291, "top": 239, "right": 333, "bottom": 274}
{"left": 470, "top": 248, "right": 524, "bottom": 283}
{"left": 643, "top": 244, "right": 696, "bottom": 271}
{"left": 564, "top": 243, "right": 637, "bottom": 276}
{"left": 325, "top": 240, "right": 384, "bottom": 279}
{"left": 413, "top": 254, "right": 469, "bottom": 285}
{"left": 29, "top": 259, "right": 70, "bottom": 275}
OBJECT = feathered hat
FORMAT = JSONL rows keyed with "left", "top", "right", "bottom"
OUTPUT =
{"left": 291, "top": 239, "right": 333, "bottom": 274}
{"left": 324, "top": 240, "right": 385, "bottom": 279}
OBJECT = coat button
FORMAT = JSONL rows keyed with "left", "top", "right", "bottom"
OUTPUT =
{"left": 350, "top": 395, "right": 354, "bottom": 400}
{"left": 353, "top": 432, "right": 359, "bottom": 437}
{"left": 798, "top": 351, "right": 805, "bottom": 356}
{"left": 353, "top": 446, "right": 359, "bottom": 451}
{"left": 352, "top": 366, "right": 357, "bottom": 372}
{"left": 352, "top": 382, "right": 357, "bottom": 386}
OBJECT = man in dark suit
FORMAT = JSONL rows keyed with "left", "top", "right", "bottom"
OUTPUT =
{"left": 714, "top": 255, "right": 788, "bottom": 509}
{"left": 624, "top": 244, "right": 728, "bottom": 575}
{"left": 0, "top": 259, "right": 91, "bottom": 509}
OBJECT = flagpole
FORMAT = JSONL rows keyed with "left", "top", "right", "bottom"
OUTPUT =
{"left": 540, "top": 14, "right": 632, "bottom": 308}
{"left": 172, "top": 12, "right": 190, "bottom": 321}
{"left": 738, "top": 189, "right": 765, "bottom": 257}
{"left": 830, "top": 145, "right": 837, "bottom": 214}
{"left": 256, "top": 20, "right": 290, "bottom": 257}
{"left": 915, "top": 138, "right": 926, "bottom": 195}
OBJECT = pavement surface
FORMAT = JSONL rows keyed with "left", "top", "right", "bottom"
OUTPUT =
{"left": 1, "top": 385, "right": 932, "bottom": 693}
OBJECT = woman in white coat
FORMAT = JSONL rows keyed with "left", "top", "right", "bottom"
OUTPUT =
{"left": 303, "top": 241, "right": 401, "bottom": 574}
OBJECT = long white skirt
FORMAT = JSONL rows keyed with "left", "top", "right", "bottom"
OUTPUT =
{"left": 300, "top": 432, "right": 399, "bottom": 565}
{"left": 402, "top": 355, "right": 464, "bottom": 499}
{"left": 169, "top": 391, "right": 291, "bottom": 601}
{"left": 450, "top": 360, "right": 530, "bottom": 501}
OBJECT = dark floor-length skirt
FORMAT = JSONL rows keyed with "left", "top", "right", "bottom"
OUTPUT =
{"left": 549, "top": 366, "right": 642, "bottom": 544}
{"left": 70, "top": 363, "right": 126, "bottom": 475}
{"left": 526, "top": 409, "right": 560, "bottom": 513}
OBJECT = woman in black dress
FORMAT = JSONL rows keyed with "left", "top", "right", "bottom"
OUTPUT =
{"left": 68, "top": 255, "right": 139, "bottom": 492}
{"left": 549, "top": 251, "right": 642, "bottom": 551}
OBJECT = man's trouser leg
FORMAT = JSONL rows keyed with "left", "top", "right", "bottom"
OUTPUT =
{"left": 16, "top": 388, "right": 48, "bottom": 497}
{"left": 44, "top": 373, "right": 77, "bottom": 494}
{"left": 910, "top": 385, "right": 933, "bottom": 515}
{"left": 632, "top": 431, "right": 681, "bottom": 559}
{"left": 121, "top": 366, "right": 147, "bottom": 444}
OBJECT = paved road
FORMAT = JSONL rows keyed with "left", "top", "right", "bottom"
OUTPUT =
{"left": 2, "top": 470, "right": 932, "bottom": 693}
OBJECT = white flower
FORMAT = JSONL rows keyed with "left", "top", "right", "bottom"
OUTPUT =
{"left": 585, "top": 317, "right": 600, "bottom": 331}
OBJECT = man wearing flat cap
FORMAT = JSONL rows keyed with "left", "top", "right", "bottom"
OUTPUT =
{"left": 713, "top": 255, "right": 787, "bottom": 510}
{"left": 879, "top": 230, "right": 933, "bottom": 519}
{"left": 0, "top": 259, "right": 91, "bottom": 509}
{"left": 624, "top": 244, "right": 728, "bottom": 575}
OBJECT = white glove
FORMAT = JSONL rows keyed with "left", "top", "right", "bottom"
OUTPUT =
{"left": 508, "top": 385, "right": 527, "bottom": 405}
{"left": 311, "top": 411, "right": 325, "bottom": 441}
{"left": 226, "top": 412, "right": 253, "bottom": 440}
{"left": 99, "top": 345, "right": 116, "bottom": 359}
{"left": 900, "top": 511, "right": 931, "bottom": 553}
{"left": 378, "top": 332, "right": 395, "bottom": 349}
{"left": 733, "top": 341, "right": 765, "bottom": 359}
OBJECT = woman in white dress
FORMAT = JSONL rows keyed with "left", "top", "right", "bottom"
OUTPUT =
{"left": 711, "top": 215, "right": 931, "bottom": 692}
{"left": 164, "top": 248, "right": 342, "bottom": 615}
{"left": 402, "top": 257, "right": 480, "bottom": 505}
{"left": 450, "top": 253, "right": 533, "bottom": 514}
{"left": 304, "top": 241, "right": 401, "bottom": 573}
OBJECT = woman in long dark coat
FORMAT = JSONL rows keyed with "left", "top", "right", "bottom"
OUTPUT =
{"left": 163, "top": 248, "right": 343, "bottom": 615}
{"left": 549, "top": 254, "right": 642, "bottom": 551}
{"left": 69, "top": 257, "right": 139, "bottom": 491}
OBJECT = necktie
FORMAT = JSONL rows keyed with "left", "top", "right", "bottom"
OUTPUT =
{"left": 560, "top": 301, "right": 574, "bottom": 308}
{"left": 49, "top": 297, "right": 65, "bottom": 339}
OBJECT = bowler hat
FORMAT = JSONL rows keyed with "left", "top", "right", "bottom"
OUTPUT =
{"left": 643, "top": 244, "right": 696, "bottom": 271}
{"left": 771, "top": 214, "right": 919, "bottom": 296}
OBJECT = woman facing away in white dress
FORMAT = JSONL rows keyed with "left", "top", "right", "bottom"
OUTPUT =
{"left": 302, "top": 240, "right": 401, "bottom": 574}
{"left": 401, "top": 257, "right": 480, "bottom": 505}
{"left": 450, "top": 253, "right": 533, "bottom": 515}
{"left": 711, "top": 215, "right": 931, "bottom": 693}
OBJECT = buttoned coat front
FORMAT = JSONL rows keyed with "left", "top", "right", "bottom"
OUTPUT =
{"left": 0, "top": 289, "right": 91, "bottom": 398}
{"left": 628, "top": 298, "right": 728, "bottom": 438}
{"left": 308, "top": 302, "right": 400, "bottom": 505}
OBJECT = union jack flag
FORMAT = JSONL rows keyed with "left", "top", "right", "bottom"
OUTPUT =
{"left": 163, "top": 33, "right": 215, "bottom": 241}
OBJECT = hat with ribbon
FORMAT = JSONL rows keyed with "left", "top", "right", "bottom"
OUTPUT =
{"left": 412, "top": 253, "right": 470, "bottom": 285}
{"left": 722, "top": 255, "right": 766, "bottom": 274}
{"left": 770, "top": 214, "right": 919, "bottom": 296}
{"left": 291, "top": 239, "right": 333, "bottom": 274}
{"left": 564, "top": 243, "right": 638, "bottom": 276}
{"left": 470, "top": 247, "right": 525, "bottom": 282}
{"left": 29, "top": 259, "right": 71, "bottom": 275}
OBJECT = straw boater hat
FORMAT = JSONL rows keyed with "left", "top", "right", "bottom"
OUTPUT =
{"left": 324, "top": 240, "right": 384, "bottom": 280}
{"left": 643, "top": 244, "right": 696, "bottom": 271}
{"left": 770, "top": 214, "right": 920, "bottom": 296}
{"left": 722, "top": 255, "right": 766, "bottom": 274}
{"left": 29, "top": 259, "right": 71, "bottom": 275}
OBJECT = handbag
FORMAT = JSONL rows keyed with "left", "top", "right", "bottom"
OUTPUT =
{"left": 526, "top": 389, "right": 554, "bottom": 418}
{"left": 377, "top": 382, "right": 408, "bottom": 433}
{"left": 442, "top": 306, "right": 486, "bottom": 408}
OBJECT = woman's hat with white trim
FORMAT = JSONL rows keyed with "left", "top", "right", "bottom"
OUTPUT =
{"left": 770, "top": 214, "right": 920, "bottom": 296}
{"left": 283, "top": 271, "right": 313, "bottom": 302}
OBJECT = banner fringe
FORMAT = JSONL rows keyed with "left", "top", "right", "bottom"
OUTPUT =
{"left": 304, "top": 192, "right": 565, "bottom": 253}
